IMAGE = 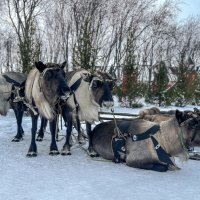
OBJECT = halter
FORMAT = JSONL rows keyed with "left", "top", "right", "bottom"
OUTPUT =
{"left": 40, "top": 67, "right": 61, "bottom": 78}
{"left": 89, "top": 76, "right": 114, "bottom": 89}
{"left": 89, "top": 76, "right": 103, "bottom": 88}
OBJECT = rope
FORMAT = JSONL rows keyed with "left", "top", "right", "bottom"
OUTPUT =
{"left": 111, "top": 108, "right": 126, "bottom": 140}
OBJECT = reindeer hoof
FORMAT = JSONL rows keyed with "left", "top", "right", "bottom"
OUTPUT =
{"left": 78, "top": 136, "right": 86, "bottom": 145}
{"left": 36, "top": 136, "right": 43, "bottom": 142}
{"left": 61, "top": 150, "right": 71, "bottom": 156}
{"left": 87, "top": 149, "right": 99, "bottom": 157}
{"left": 12, "top": 137, "right": 23, "bottom": 142}
{"left": 49, "top": 150, "right": 60, "bottom": 156}
{"left": 26, "top": 152, "right": 37, "bottom": 157}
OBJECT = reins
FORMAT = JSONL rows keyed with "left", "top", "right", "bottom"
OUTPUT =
{"left": 111, "top": 108, "right": 126, "bottom": 140}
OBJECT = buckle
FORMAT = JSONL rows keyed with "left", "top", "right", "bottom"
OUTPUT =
{"left": 132, "top": 135, "right": 137, "bottom": 141}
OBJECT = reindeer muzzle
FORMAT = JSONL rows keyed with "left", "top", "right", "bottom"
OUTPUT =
{"left": 102, "top": 101, "right": 114, "bottom": 108}
{"left": 61, "top": 91, "right": 71, "bottom": 100}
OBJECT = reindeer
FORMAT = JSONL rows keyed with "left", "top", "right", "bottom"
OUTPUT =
{"left": 91, "top": 110, "right": 200, "bottom": 172}
{"left": 25, "top": 61, "right": 71, "bottom": 157}
{"left": 0, "top": 72, "right": 27, "bottom": 141}
{"left": 61, "top": 69, "right": 114, "bottom": 156}
{"left": 37, "top": 69, "right": 114, "bottom": 156}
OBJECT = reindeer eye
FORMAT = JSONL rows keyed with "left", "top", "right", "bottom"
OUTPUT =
{"left": 92, "top": 80, "right": 102, "bottom": 88}
{"left": 45, "top": 70, "right": 53, "bottom": 80}
{"left": 108, "top": 81, "right": 115, "bottom": 89}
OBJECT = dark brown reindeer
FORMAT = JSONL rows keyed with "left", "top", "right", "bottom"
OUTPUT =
{"left": 0, "top": 72, "right": 27, "bottom": 141}
{"left": 25, "top": 61, "right": 71, "bottom": 157}
{"left": 91, "top": 110, "right": 200, "bottom": 172}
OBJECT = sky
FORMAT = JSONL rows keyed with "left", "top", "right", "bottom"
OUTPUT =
{"left": 178, "top": 0, "right": 200, "bottom": 20}
{"left": 158, "top": 0, "right": 200, "bottom": 20}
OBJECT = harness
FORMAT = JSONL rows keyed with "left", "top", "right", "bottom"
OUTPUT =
{"left": 2, "top": 74, "right": 26, "bottom": 103}
{"left": 69, "top": 77, "right": 82, "bottom": 127}
{"left": 112, "top": 121, "right": 175, "bottom": 167}
{"left": 131, "top": 125, "right": 175, "bottom": 166}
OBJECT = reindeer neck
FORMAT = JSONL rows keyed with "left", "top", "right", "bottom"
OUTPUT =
{"left": 159, "top": 117, "right": 186, "bottom": 156}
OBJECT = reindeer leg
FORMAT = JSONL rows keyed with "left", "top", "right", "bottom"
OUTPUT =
{"left": 140, "top": 163, "right": 168, "bottom": 172}
{"left": 61, "top": 108, "right": 73, "bottom": 155}
{"left": 151, "top": 163, "right": 168, "bottom": 172}
{"left": 49, "top": 116, "right": 59, "bottom": 156}
{"left": 12, "top": 102, "right": 24, "bottom": 142}
{"left": 86, "top": 122, "right": 99, "bottom": 157}
{"left": 27, "top": 112, "right": 39, "bottom": 157}
{"left": 76, "top": 118, "right": 85, "bottom": 144}
{"left": 36, "top": 117, "right": 48, "bottom": 141}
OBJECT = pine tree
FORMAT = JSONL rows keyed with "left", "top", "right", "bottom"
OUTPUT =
{"left": 152, "top": 61, "right": 169, "bottom": 106}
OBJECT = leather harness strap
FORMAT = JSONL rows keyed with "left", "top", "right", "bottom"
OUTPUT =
{"left": 131, "top": 124, "right": 160, "bottom": 141}
{"left": 70, "top": 77, "right": 82, "bottom": 92}
{"left": 2, "top": 74, "right": 26, "bottom": 102}
{"left": 131, "top": 124, "right": 175, "bottom": 166}
{"left": 2, "top": 74, "right": 23, "bottom": 87}
{"left": 151, "top": 136, "right": 175, "bottom": 166}
{"left": 112, "top": 124, "right": 175, "bottom": 167}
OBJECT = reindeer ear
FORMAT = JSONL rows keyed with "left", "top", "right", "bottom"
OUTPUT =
{"left": 194, "top": 107, "right": 199, "bottom": 114}
{"left": 60, "top": 61, "right": 67, "bottom": 69}
{"left": 81, "top": 73, "right": 92, "bottom": 82}
{"left": 175, "top": 110, "right": 184, "bottom": 124}
{"left": 35, "top": 61, "right": 46, "bottom": 72}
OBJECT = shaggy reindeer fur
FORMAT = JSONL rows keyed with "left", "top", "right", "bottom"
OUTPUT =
{"left": 92, "top": 111, "right": 199, "bottom": 172}
{"left": 142, "top": 114, "right": 172, "bottom": 123}
{"left": 66, "top": 69, "right": 100, "bottom": 122}
{"left": 139, "top": 107, "right": 160, "bottom": 118}
{"left": 25, "top": 68, "right": 54, "bottom": 121}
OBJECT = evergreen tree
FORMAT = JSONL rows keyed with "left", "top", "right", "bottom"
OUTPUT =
{"left": 122, "top": 53, "right": 140, "bottom": 107}
{"left": 175, "top": 53, "right": 198, "bottom": 105}
{"left": 152, "top": 61, "right": 169, "bottom": 106}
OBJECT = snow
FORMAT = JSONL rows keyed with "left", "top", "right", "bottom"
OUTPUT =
{"left": 0, "top": 104, "right": 200, "bottom": 200}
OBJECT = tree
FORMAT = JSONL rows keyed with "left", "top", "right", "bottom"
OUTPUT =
{"left": 152, "top": 61, "right": 169, "bottom": 106}
{"left": 6, "top": 0, "right": 43, "bottom": 73}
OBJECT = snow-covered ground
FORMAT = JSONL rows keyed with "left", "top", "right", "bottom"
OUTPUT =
{"left": 0, "top": 104, "right": 200, "bottom": 200}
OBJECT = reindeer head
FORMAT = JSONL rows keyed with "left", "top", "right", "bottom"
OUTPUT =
{"left": 36, "top": 61, "right": 71, "bottom": 105}
{"left": 81, "top": 71, "right": 114, "bottom": 108}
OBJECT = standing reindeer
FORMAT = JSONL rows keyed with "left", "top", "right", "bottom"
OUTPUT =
{"left": 37, "top": 69, "right": 115, "bottom": 156}
{"left": 25, "top": 61, "right": 71, "bottom": 157}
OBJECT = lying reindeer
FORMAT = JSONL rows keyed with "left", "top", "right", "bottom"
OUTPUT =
{"left": 140, "top": 107, "right": 200, "bottom": 146}
{"left": 91, "top": 110, "right": 200, "bottom": 172}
